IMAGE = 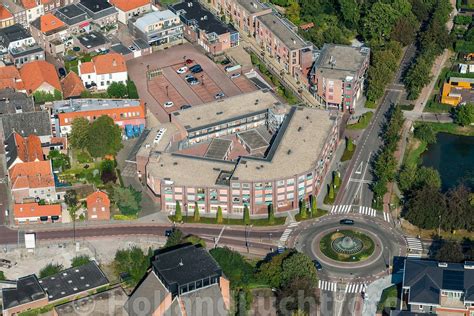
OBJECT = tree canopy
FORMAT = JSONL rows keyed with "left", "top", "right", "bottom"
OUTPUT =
{"left": 71, "top": 255, "right": 91, "bottom": 267}
{"left": 114, "top": 246, "right": 152, "bottom": 286}
{"left": 39, "top": 263, "right": 63, "bottom": 278}
{"left": 453, "top": 104, "right": 474, "bottom": 126}
{"left": 69, "top": 117, "right": 90, "bottom": 150}
{"left": 113, "top": 186, "right": 141, "bottom": 216}
{"left": 87, "top": 115, "right": 123, "bottom": 158}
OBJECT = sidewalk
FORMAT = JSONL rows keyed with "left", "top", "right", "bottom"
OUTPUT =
{"left": 362, "top": 275, "right": 396, "bottom": 316}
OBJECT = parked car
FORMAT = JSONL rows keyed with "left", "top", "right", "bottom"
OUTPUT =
{"left": 176, "top": 66, "right": 188, "bottom": 74}
{"left": 190, "top": 64, "right": 202, "bottom": 73}
{"left": 214, "top": 92, "right": 225, "bottom": 99}
{"left": 58, "top": 67, "right": 66, "bottom": 77}
{"left": 221, "top": 59, "right": 231, "bottom": 65}
{"left": 224, "top": 65, "right": 234, "bottom": 71}
{"left": 165, "top": 229, "right": 172, "bottom": 237}
{"left": 339, "top": 219, "right": 355, "bottom": 225}
{"left": 185, "top": 74, "right": 195, "bottom": 80}
{"left": 164, "top": 101, "right": 174, "bottom": 108}
{"left": 189, "top": 79, "right": 200, "bottom": 86}
{"left": 186, "top": 59, "right": 194, "bottom": 64}
{"left": 128, "top": 45, "right": 136, "bottom": 51}
{"left": 313, "top": 260, "right": 322, "bottom": 271}
{"left": 230, "top": 73, "right": 241, "bottom": 79}
{"left": 180, "top": 104, "right": 192, "bottom": 110}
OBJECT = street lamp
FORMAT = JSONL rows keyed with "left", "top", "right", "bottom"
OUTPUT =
{"left": 165, "top": 85, "right": 169, "bottom": 97}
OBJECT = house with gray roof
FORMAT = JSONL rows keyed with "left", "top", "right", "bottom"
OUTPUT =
{"left": 125, "top": 244, "right": 230, "bottom": 316}
{"left": 0, "top": 24, "right": 44, "bottom": 67}
{"left": 129, "top": 10, "right": 183, "bottom": 46}
{"left": 77, "top": 0, "right": 118, "bottom": 33}
{"left": 54, "top": 4, "right": 92, "bottom": 35}
{"left": 399, "top": 259, "right": 474, "bottom": 314}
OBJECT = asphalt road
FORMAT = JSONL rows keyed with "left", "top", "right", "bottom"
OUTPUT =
{"left": 336, "top": 44, "right": 416, "bottom": 209}
{"left": 0, "top": 224, "right": 285, "bottom": 252}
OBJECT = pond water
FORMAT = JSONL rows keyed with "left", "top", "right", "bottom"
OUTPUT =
{"left": 422, "top": 132, "right": 474, "bottom": 192}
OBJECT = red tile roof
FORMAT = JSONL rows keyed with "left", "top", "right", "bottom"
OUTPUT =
{"left": 79, "top": 61, "right": 95, "bottom": 75}
{"left": 38, "top": 13, "right": 66, "bottom": 33}
{"left": 0, "top": 66, "right": 25, "bottom": 91}
{"left": 9, "top": 160, "right": 54, "bottom": 190}
{"left": 21, "top": 0, "right": 39, "bottom": 10}
{"left": 86, "top": 191, "right": 110, "bottom": 207}
{"left": 19, "top": 61, "right": 62, "bottom": 94}
{"left": 109, "top": 0, "right": 150, "bottom": 12}
{"left": 61, "top": 71, "right": 85, "bottom": 99}
{"left": 0, "top": 5, "right": 13, "bottom": 20}
{"left": 92, "top": 53, "right": 127, "bottom": 75}
{"left": 12, "top": 133, "right": 44, "bottom": 164}
{"left": 14, "top": 203, "right": 61, "bottom": 218}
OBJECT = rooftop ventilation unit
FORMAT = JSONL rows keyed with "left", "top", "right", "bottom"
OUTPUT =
{"left": 438, "top": 262, "right": 448, "bottom": 268}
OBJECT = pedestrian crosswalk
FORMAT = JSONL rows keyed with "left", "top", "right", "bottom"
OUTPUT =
{"left": 358, "top": 206, "right": 376, "bottom": 217}
{"left": 278, "top": 221, "right": 300, "bottom": 246}
{"left": 330, "top": 204, "right": 352, "bottom": 214}
{"left": 318, "top": 280, "right": 338, "bottom": 292}
{"left": 383, "top": 212, "right": 391, "bottom": 223}
{"left": 344, "top": 283, "right": 367, "bottom": 294}
{"left": 406, "top": 237, "right": 423, "bottom": 252}
{"left": 318, "top": 280, "right": 367, "bottom": 293}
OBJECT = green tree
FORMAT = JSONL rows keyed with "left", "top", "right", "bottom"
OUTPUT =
{"left": 114, "top": 246, "right": 151, "bottom": 286}
{"left": 453, "top": 104, "right": 474, "bottom": 126}
{"left": 165, "top": 228, "right": 183, "bottom": 248}
{"left": 71, "top": 255, "right": 90, "bottom": 267}
{"left": 311, "top": 196, "right": 317, "bottom": 216}
{"left": 243, "top": 205, "right": 250, "bottom": 225}
{"left": 64, "top": 189, "right": 78, "bottom": 208}
{"left": 86, "top": 115, "right": 123, "bottom": 158}
{"left": 113, "top": 186, "right": 141, "bottom": 216}
{"left": 216, "top": 206, "right": 223, "bottom": 224}
{"left": 193, "top": 202, "right": 200, "bottom": 222}
{"left": 346, "top": 137, "right": 354, "bottom": 151}
{"left": 338, "top": 0, "right": 359, "bottom": 28}
{"left": 445, "top": 185, "right": 473, "bottom": 231}
{"left": 281, "top": 252, "right": 318, "bottom": 286}
{"left": 48, "top": 150, "right": 70, "bottom": 171}
{"left": 126, "top": 80, "right": 139, "bottom": 99}
{"left": 0, "top": 271, "right": 5, "bottom": 281}
{"left": 414, "top": 166, "right": 441, "bottom": 190}
{"left": 414, "top": 123, "right": 437, "bottom": 144}
{"left": 210, "top": 247, "right": 254, "bottom": 288}
{"left": 257, "top": 250, "right": 291, "bottom": 288}
{"left": 277, "top": 277, "right": 319, "bottom": 315}
{"left": 397, "top": 163, "right": 417, "bottom": 192}
{"left": 100, "top": 159, "right": 117, "bottom": 184}
{"left": 299, "top": 199, "right": 307, "bottom": 219}
{"left": 391, "top": 17, "right": 418, "bottom": 46}
{"left": 175, "top": 201, "right": 182, "bottom": 222}
{"left": 107, "top": 82, "right": 127, "bottom": 98}
{"left": 183, "top": 234, "right": 206, "bottom": 248}
{"left": 436, "top": 241, "right": 465, "bottom": 262}
{"left": 334, "top": 171, "right": 341, "bottom": 188}
{"left": 286, "top": 0, "right": 300, "bottom": 24}
{"left": 328, "top": 184, "right": 335, "bottom": 200}
{"left": 362, "top": 2, "right": 397, "bottom": 45}
{"left": 404, "top": 185, "right": 446, "bottom": 229}
{"left": 69, "top": 117, "right": 90, "bottom": 150}
{"left": 39, "top": 263, "right": 63, "bottom": 278}
{"left": 268, "top": 204, "right": 275, "bottom": 224}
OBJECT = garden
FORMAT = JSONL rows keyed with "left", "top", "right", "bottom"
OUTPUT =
{"left": 319, "top": 229, "right": 375, "bottom": 262}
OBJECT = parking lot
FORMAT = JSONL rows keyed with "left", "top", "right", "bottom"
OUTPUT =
{"left": 127, "top": 43, "right": 257, "bottom": 121}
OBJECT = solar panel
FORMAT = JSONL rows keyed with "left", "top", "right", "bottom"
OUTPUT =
{"left": 442, "top": 270, "right": 464, "bottom": 291}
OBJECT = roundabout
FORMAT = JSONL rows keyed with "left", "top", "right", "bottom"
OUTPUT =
{"left": 293, "top": 214, "right": 406, "bottom": 282}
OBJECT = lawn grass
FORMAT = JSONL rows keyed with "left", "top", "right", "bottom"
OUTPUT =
{"left": 168, "top": 215, "right": 286, "bottom": 226}
{"left": 403, "top": 138, "right": 428, "bottom": 167}
{"left": 377, "top": 285, "right": 400, "bottom": 312}
{"left": 398, "top": 104, "right": 415, "bottom": 111}
{"left": 420, "top": 122, "right": 474, "bottom": 136}
{"left": 423, "top": 100, "right": 453, "bottom": 113}
{"left": 295, "top": 208, "right": 328, "bottom": 221}
{"left": 319, "top": 230, "right": 375, "bottom": 262}
{"left": 347, "top": 111, "right": 374, "bottom": 129}
{"left": 341, "top": 145, "right": 356, "bottom": 162}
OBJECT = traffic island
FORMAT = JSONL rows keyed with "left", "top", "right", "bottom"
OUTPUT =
{"left": 319, "top": 229, "right": 375, "bottom": 262}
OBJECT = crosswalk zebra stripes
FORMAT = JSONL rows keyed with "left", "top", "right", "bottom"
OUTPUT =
{"left": 318, "top": 280, "right": 367, "bottom": 293}
{"left": 383, "top": 212, "right": 391, "bottom": 223}
{"left": 318, "top": 280, "right": 338, "bottom": 292}
{"left": 406, "top": 237, "right": 423, "bottom": 251}
{"left": 330, "top": 204, "right": 352, "bottom": 214}
{"left": 358, "top": 206, "right": 376, "bottom": 217}
{"left": 278, "top": 221, "right": 300, "bottom": 246}
{"left": 345, "top": 283, "right": 367, "bottom": 294}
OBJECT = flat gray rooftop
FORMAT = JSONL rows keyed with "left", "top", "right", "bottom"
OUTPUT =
{"left": 236, "top": 0, "right": 270, "bottom": 14}
{"left": 204, "top": 138, "right": 232, "bottom": 160}
{"left": 313, "top": 44, "right": 369, "bottom": 80}
{"left": 237, "top": 129, "right": 268, "bottom": 151}
{"left": 256, "top": 14, "right": 308, "bottom": 50}
{"left": 172, "top": 90, "right": 278, "bottom": 131}
{"left": 232, "top": 107, "right": 336, "bottom": 181}
{"left": 52, "top": 99, "right": 141, "bottom": 114}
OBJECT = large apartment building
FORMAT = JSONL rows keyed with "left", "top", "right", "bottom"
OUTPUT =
{"left": 209, "top": 0, "right": 272, "bottom": 36}
{"left": 51, "top": 98, "right": 146, "bottom": 136}
{"left": 255, "top": 13, "right": 313, "bottom": 81}
{"left": 137, "top": 90, "right": 339, "bottom": 216}
{"left": 170, "top": 0, "right": 239, "bottom": 55}
{"left": 310, "top": 44, "right": 370, "bottom": 112}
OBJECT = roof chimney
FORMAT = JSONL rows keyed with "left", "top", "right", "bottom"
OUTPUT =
{"left": 112, "top": 59, "right": 117, "bottom": 67}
